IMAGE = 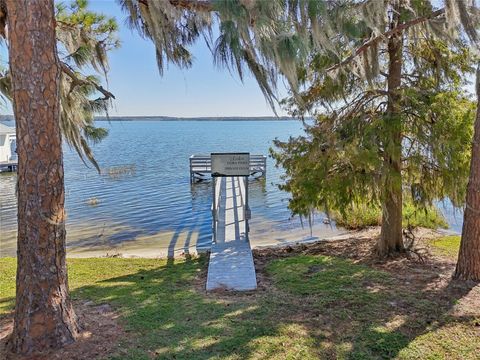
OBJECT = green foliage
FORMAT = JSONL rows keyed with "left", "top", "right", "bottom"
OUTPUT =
{"left": 119, "top": 0, "right": 478, "bottom": 255}
{"left": 331, "top": 201, "right": 448, "bottom": 230}
{"left": 331, "top": 204, "right": 381, "bottom": 230}
{"left": 0, "top": 0, "right": 119, "bottom": 170}
{"left": 402, "top": 202, "right": 448, "bottom": 229}
{"left": 119, "top": 0, "right": 209, "bottom": 75}
{"left": 271, "top": 22, "right": 476, "bottom": 226}
{"left": 118, "top": 1, "right": 480, "bottom": 117}
{"left": 119, "top": 0, "right": 365, "bottom": 111}
{"left": 55, "top": 0, "right": 119, "bottom": 170}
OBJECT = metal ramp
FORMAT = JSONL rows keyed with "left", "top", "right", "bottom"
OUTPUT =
{"left": 206, "top": 177, "right": 257, "bottom": 291}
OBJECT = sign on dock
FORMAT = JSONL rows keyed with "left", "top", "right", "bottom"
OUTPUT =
{"left": 189, "top": 153, "right": 266, "bottom": 182}
{"left": 211, "top": 153, "right": 250, "bottom": 177}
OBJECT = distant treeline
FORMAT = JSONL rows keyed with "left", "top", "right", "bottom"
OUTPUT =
{"left": 94, "top": 116, "right": 309, "bottom": 121}
{"left": 1, "top": 114, "right": 312, "bottom": 122}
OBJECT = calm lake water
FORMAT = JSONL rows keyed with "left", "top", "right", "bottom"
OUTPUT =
{"left": 0, "top": 119, "right": 334, "bottom": 257}
{"left": 0, "top": 119, "right": 463, "bottom": 257}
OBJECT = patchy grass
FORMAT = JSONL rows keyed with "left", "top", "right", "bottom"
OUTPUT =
{"left": 429, "top": 235, "right": 461, "bottom": 259}
{"left": 0, "top": 257, "right": 15, "bottom": 316}
{"left": 1, "top": 238, "right": 479, "bottom": 359}
{"left": 264, "top": 253, "right": 479, "bottom": 359}
{"left": 266, "top": 255, "right": 391, "bottom": 306}
{"left": 397, "top": 321, "right": 480, "bottom": 360}
{"left": 332, "top": 202, "right": 448, "bottom": 230}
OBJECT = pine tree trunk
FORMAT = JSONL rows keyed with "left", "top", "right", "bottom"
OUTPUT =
{"left": 454, "top": 65, "right": 480, "bottom": 280}
{"left": 377, "top": 7, "right": 405, "bottom": 257}
{"left": 7, "top": 0, "right": 79, "bottom": 354}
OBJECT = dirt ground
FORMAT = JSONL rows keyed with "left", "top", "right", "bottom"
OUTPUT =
{"left": 253, "top": 228, "right": 480, "bottom": 319}
{"left": 0, "top": 301, "right": 128, "bottom": 360}
{"left": 1, "top": 228, "right": 478, "bottom": 359}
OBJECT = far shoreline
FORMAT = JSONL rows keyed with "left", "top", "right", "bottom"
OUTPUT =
{"left": 0, "top": 115, "right": 312, "bottom": 122}
{"left": 96, "top": 116, "right": 310, "bottom": 121}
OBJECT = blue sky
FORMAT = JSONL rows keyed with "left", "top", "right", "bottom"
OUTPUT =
{"left": 0, "top": 1, "right": 475, "bottom": 117}
{"left": 0, "top": 0, "right": 286, "bottom": 117}
{"left": 87, "top": 0, "right": 288, "bottom": 117}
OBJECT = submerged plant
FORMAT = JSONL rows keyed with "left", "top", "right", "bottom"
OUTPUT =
{"left": 87, "top": 197, "right": 100, "bottom": 206}
{"left": 103, "top": 164, "right": 137, "bottom": 178}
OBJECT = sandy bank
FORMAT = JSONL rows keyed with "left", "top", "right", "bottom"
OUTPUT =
{"left": 65, "top": 225, "right": 450, "bottom": 259}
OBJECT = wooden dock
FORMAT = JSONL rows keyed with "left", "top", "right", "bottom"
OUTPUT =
{"left": 206, "top": 176, "right": 257, "bottom": 291}
{"left": 190, "top": 154, "right": 266, "bottom": 182}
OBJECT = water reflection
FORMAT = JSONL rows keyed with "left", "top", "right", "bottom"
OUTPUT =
{"left": 0, "top": 120, "right": 465, "bottom": 258}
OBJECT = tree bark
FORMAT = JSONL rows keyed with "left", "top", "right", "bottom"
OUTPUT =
{"left": 455, "top": 65, "right": 480, "bottom": 280}
{"left": 7, "top": 0, "right": 79, "bottom": 354}
{"left": 377, "top": 6, "right": 405, "bottom": 256}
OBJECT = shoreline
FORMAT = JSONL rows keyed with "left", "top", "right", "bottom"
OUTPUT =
{"left": 0, "top": 219, "right": 345, "bottom": 259}
{"left": 63, "top": 226, "right": 453, "bottom": 259}
{"left": 64, "top": 221, "right": 346, "bottom": 258}
{"left": 0, "top": 220, "right": 460, "bottom": 259}
{"left": 64, "top": 226, "right": 453, "bottom": 259}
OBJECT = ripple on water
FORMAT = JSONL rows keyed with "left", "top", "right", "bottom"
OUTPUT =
{"left": 0, "top": 120, "right": 463, "bottom": 257}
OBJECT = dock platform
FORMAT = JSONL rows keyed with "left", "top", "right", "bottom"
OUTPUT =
{"left": 206, "top": 176, "right": 257, "bottom": 291}
{"left": 0, "top": 161, "right": 18, "bottom": 172}
{"left": 190, "top": 154, "right": 266, "bottom": 182}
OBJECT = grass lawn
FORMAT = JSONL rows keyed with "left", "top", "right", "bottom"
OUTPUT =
{"left": 0, "top": 236, "right": 479, "bottom": 359}
{"left": 429, "top": 235, "right": 461, "bottom": 259}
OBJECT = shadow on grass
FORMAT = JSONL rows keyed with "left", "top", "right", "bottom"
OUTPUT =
{"left": 265, "top": 254, "right": 479, "bottom": 359}
{"left": 346, "top": 278, "right": 478, "bottom": 359}
{"left": 0, "top": 298, "right": 15, "bottom": 319}
{"left": 68, "top": 254, "right": 478, "bottom": 359}
{"left": 72, "top": 256, "right": 305, "bottom": 359}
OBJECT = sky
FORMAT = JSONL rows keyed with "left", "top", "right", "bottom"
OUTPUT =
{"left": 0, "top": 0, "right": 286, "bottom": 118}
{"left": 81, "top": 0, "right": 288, "bottom": 117}
{"left": 0, "top": 1, "right": 475, "bottom": 117}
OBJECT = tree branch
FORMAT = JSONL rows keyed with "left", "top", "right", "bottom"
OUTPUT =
{"left": 60, "top": 62, "right": 115, "bottom": 100}
{"left": 327, "top": 8, "right": 445, "bottom": 73}
{"left": 139, "top": 0, "right": 213, "bottom": 12}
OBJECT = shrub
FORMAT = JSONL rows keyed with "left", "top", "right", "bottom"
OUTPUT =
{"left": 332, "top": 202, "right": 448, "bottom": 230}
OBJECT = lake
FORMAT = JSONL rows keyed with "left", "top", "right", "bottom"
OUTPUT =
{"left": 1, "top": 119, "right": 348, "bottom": 257}
{"left": 0, "top": 119, "right": 464, "bottom": 257}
